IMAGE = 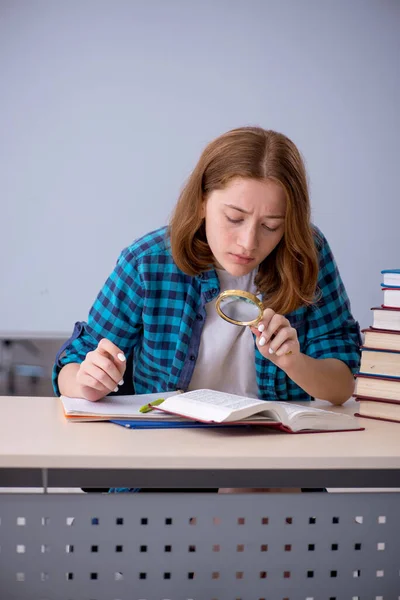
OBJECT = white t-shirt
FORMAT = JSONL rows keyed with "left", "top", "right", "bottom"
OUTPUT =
{"left": 188, "top": 269, "right": 259, "bottom": 398}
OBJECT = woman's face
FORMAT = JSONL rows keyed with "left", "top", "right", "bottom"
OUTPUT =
{"left": 203, "top": 177, "right": 286, "bottom": 276}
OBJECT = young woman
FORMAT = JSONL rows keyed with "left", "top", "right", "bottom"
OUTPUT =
{"left": 54, "top": 126, "right": 361, "bottom": 407}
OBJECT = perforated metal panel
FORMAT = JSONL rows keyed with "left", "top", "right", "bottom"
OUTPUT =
{"left": 0, "top": 492, "right": 399, "bottom": 599}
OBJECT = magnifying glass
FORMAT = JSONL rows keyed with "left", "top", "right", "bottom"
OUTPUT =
{"left": 215, "top": 290, "right": 264, "bottom": 327}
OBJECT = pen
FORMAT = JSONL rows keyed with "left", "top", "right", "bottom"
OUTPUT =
{"left": 139, "top": 398, "right": 165, "bottom": 413}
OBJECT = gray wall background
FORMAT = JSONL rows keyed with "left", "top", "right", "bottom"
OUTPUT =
{"left": 1, "top": 0, "right": 399, "bottom": 336}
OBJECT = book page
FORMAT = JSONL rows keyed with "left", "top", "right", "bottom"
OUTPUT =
{"left": 161, "top": 389, "right": 275, "bottom": 423}
{"left": 61, "top": 391, "right": 180, "bottom": 419}
{"left": 270, "top": 401, "right": 360, "bottom": 431}
{"left": 272, "top": 401, "right": 354, "bottom": 419}
{"left": 173, "top": 389, "right": 265, "bottom": 410}
{"left": 270, "top": 401, "right": 315, "bottom": 421}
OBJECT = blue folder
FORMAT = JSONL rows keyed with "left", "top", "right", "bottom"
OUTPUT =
{"left": 110, "top": 419, "right": 248, "bottom": 430}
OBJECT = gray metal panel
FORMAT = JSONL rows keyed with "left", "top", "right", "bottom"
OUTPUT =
{"left": 1, "top": 467, "right": 400, "bottom": 488}
{"left": 1, "top": 492, "right": 399, "bottom": 599}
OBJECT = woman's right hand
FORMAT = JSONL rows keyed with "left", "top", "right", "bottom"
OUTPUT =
{"left": 76, "top": 338, "right": 127, "bottom": 401}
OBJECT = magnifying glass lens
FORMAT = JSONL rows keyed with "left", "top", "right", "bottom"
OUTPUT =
{"left": 215, "top": 290, "right": 263, "bottom": 326}
{"left": 219, "top": 296, "right": 261, "bottom": 323}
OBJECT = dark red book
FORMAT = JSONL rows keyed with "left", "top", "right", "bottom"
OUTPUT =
{"left": 361, "top": 328, "right": 400, "bottom": 352}
{"left": 154, "top": 389, "right": 363, "bottom": 432}
{"left": 370, "top": 306, "right": 400, "bottom": 331}
{"left": 355, "top": 374, "right": 400, "bottom": 402}
{"left": 355, "top": 395, "right": 400, "bottom": 423}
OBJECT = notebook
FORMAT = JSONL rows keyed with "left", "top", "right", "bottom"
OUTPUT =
{"left": 60, "top": 391, "right": 183, "bottom": 422}
{"left": 110, "top": 419, "right": 239, "bottom": 429}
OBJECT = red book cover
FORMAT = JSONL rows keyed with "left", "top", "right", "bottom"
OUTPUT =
{"left": 354, "top": 396, "right": 400, "bottom": 423}
{"left": 354, "top": 395, "right": 400, "bottom": 405}
{"left": 354, "top": 413, "right": 400, "bottom": 425}
{"left": 362, "top": 327, "right": 400, "bottom": 335}
{"left": 370, "top": 305, "right": 400, "bottom": 312}
{"left": 154, "top": 407, "right": 364, "bottom": 433}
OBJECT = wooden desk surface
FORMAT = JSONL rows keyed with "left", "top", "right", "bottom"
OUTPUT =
{"left": 0, "top": 396, "right": 399, "bottom": 472}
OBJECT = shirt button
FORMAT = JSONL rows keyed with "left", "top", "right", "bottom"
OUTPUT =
{"left": 196, "top": 314, "right": 203, "bottom": 321}
{"left": 189, "top": 355, "right": 196, "bottom": 361}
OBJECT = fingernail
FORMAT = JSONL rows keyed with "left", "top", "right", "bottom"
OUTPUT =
{"left": 117, "top": 353, "right": 126, "bottom": 362}
{"left": 268, "top": 347, "right": 274, "bottom": 355}
{"left": 259, "top": 336, "right": 266, "bottom": 347}
{"left": 258, "top": 323, "right": 265, "bottom": 332}
{"left": 118, "top": 379, "right": 124, "bottom": 386}
{"left": 113, "top": 386, "right": 118, "bottom": 392}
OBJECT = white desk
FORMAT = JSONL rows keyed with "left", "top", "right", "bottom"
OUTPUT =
{"left": 0, "top": 396, "right": 399, "bottom": 488}
{"left": 0, "top": 396, "right": 399, "bottom": 598}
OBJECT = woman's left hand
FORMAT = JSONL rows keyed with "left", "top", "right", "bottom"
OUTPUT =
{"left": 250, "top": 308, "right": 300, "bottom": 366}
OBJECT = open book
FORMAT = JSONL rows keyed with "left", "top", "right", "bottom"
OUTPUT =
{"left": 155, "top": 389, "right": 363, "bottom": 433}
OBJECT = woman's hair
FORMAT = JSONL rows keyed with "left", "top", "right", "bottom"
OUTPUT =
{"left": 169, "top": 126, "right": 319, "bottom": 314}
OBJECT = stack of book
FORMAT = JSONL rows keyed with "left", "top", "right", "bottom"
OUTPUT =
{"left": 355, "top": 269, "right": 400, "bottom": 423}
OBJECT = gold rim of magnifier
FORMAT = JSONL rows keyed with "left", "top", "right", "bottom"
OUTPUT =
{"left": 215, "top": 289, "right": 264, "bottom": 326}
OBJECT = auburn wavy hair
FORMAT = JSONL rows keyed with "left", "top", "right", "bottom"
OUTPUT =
{"left": 169, "top": 126, "right": 320, "bottom": 314}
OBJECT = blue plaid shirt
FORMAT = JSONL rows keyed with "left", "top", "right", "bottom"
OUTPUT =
{"left": 53, "top": 226, "right": 361, "bottom": 400}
